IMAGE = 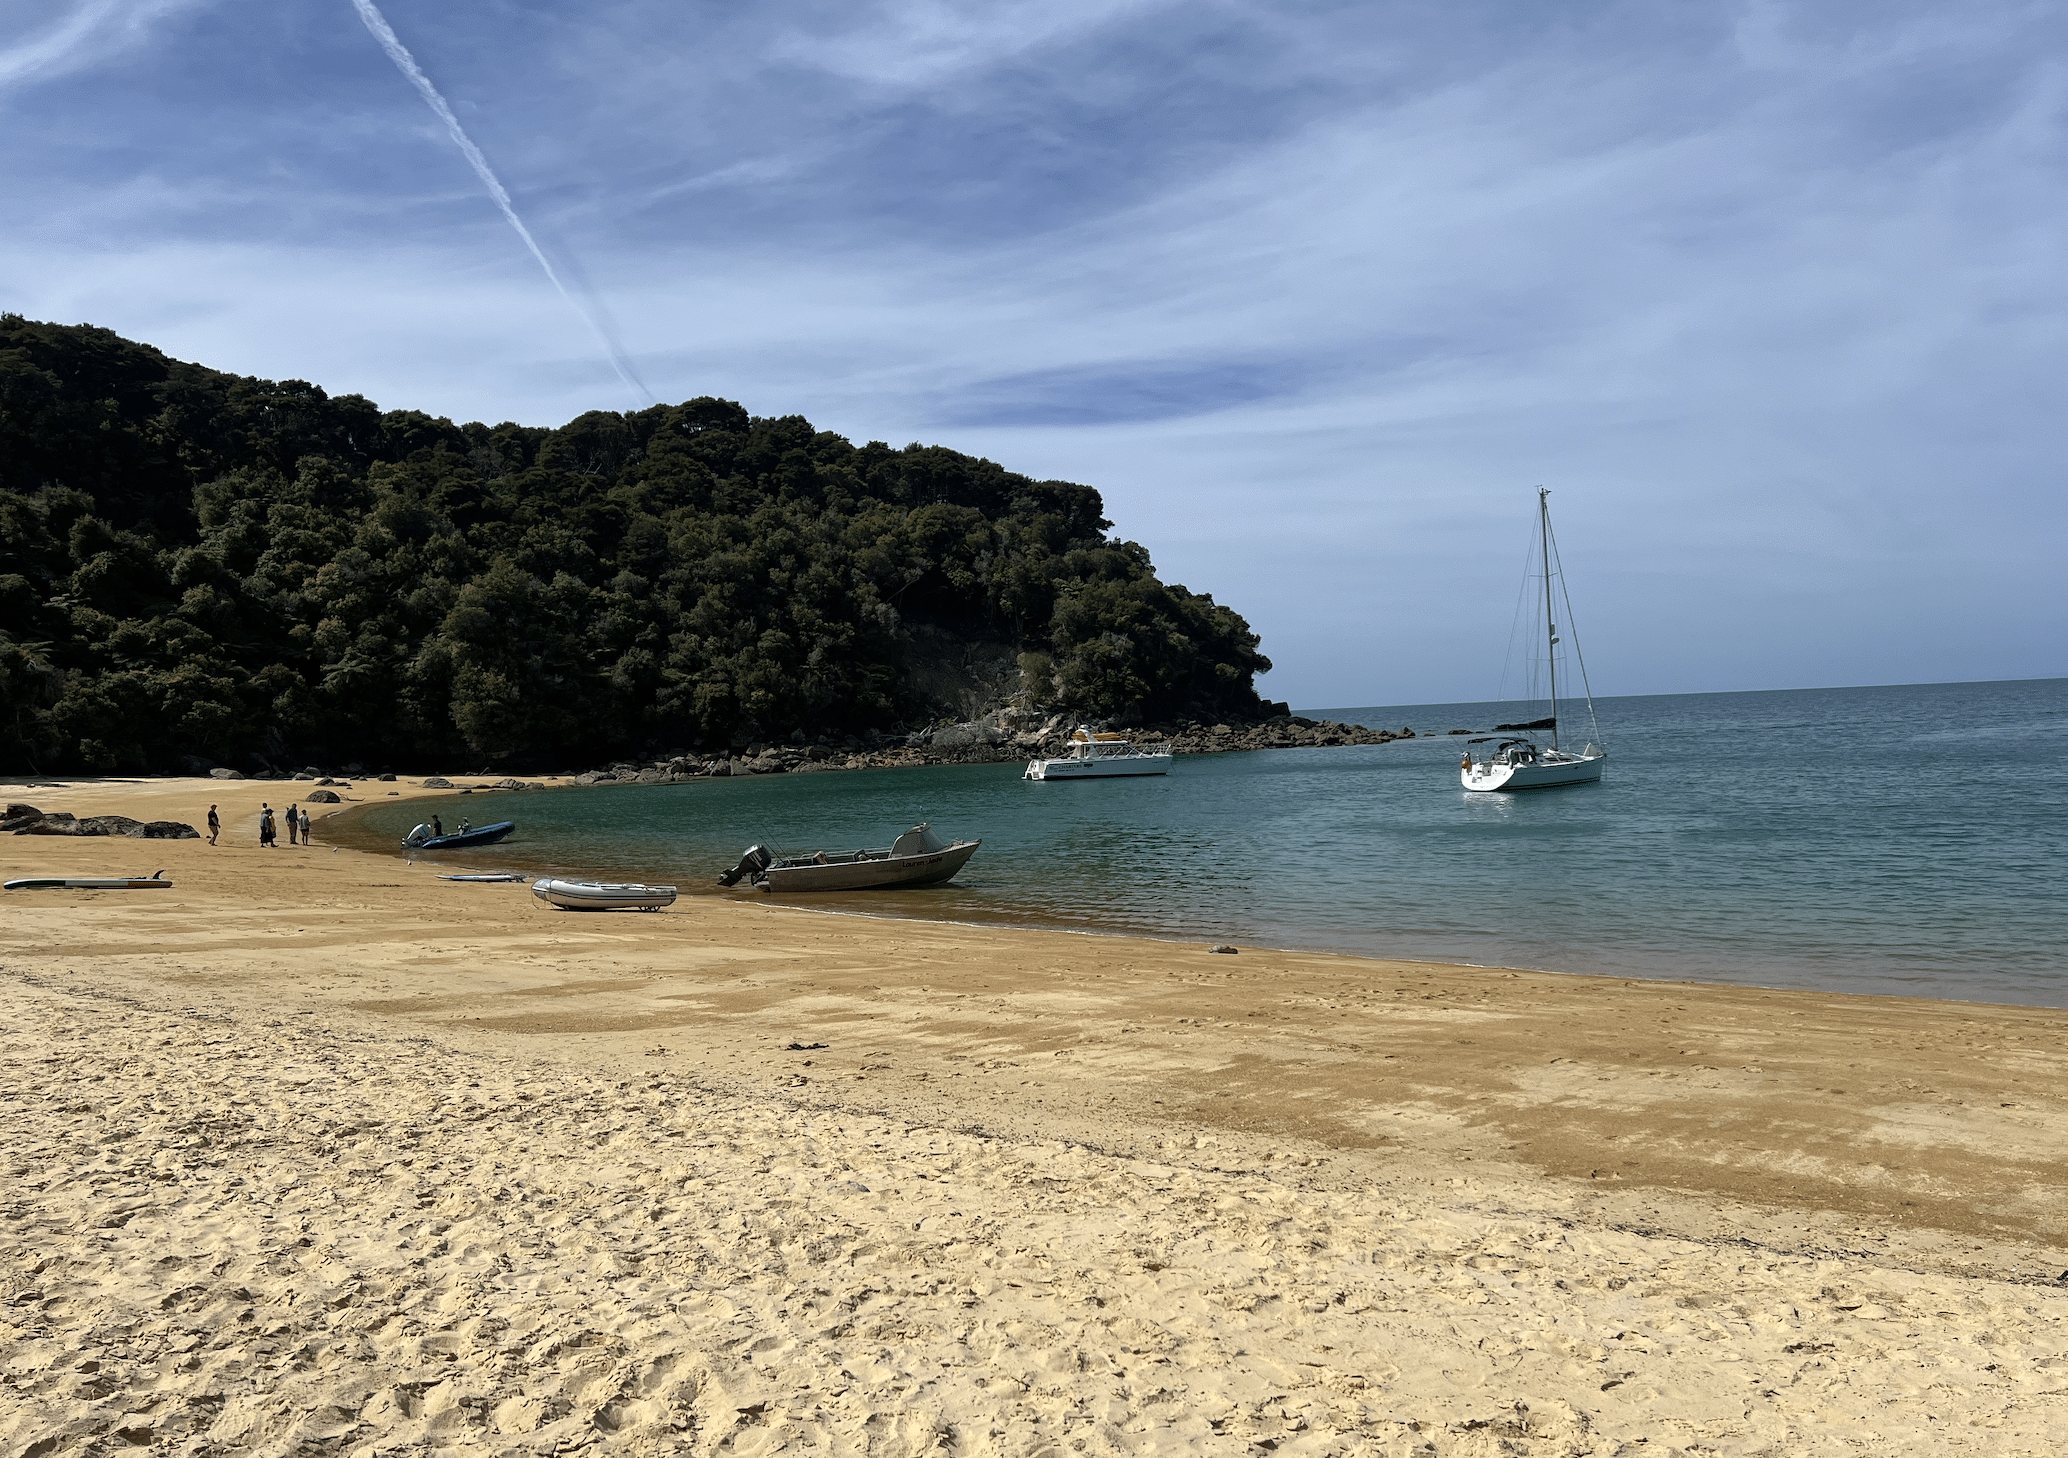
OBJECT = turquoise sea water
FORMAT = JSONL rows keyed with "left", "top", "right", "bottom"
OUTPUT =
{"left": 339, "top": 678, "right": 2068, "bottom": 1007}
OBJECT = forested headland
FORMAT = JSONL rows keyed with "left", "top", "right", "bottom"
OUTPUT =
{"left": 0, "top": 317, "right": 1281, "bottom": 775}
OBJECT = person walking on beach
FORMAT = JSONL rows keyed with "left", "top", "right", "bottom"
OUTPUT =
{"left": 259, "top": 804, "right": 275, "bottom": 847}
{"left": 286, "top": 802, "right": 300, "bottom": 845}
{"left": 206, "top": 805, "right": 219, "bottom": 845}
{"left": 299, "top": 807, "right": 313, "bottom": 844}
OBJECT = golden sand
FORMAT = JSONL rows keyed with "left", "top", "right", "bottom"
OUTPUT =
{"left": 3, "top": 775, "right": 2066, "bottom": 1454}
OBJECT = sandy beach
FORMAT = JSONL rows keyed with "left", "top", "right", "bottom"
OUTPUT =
{"left": 4, "top": 776, "right": 2067, "bottom": 1455}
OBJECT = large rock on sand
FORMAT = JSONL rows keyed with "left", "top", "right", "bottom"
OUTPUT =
{"left": 928, "top": 721, "right": 1005, "bottom": 748}
{"left": 305, "top": 789, "right": 341, "bottom": 804}
{"left": 4, "top": 805, "right": 196, "bottom": 838}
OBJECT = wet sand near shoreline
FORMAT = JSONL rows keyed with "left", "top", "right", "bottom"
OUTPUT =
{"left": 5, "top": 776, "right": 2067, "bottom": 1454}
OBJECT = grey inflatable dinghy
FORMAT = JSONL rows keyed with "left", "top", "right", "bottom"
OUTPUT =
{"left": 532, "top": 877, "right": 677, "bottom": 911}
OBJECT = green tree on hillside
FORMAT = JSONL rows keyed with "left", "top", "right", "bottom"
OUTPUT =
{"left": 0, "top": 315, "right": 1273, "bottom": 771}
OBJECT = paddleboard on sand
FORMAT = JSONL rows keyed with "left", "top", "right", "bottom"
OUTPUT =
{"left": 5, "top": 873, "right": 171, "bottom": 890}
{"left": 438, "top": 873, "right": 529, "bottom": 882}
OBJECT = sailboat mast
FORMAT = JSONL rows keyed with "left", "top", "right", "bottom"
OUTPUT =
{"left": 1540, "top": 487, "right": 1559, "bottom": 751}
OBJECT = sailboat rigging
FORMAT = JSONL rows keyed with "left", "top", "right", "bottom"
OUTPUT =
{"left": 1460, "top": 489, "right": 1607, "bottom": 791}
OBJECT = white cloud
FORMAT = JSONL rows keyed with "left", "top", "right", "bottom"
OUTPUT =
{"left": 0, "top": 0, "right": 211, "bottom": 91}
{"left": 5, "top": 0, "right": 2065, "bottom": 700}
{"left": 770, "top": 0, "right": 1178, "bottom": 90}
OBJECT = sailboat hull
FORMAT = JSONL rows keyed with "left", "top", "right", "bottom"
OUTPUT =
{"left": 1462, "top": 752, "right": 1605, "bottom": 792}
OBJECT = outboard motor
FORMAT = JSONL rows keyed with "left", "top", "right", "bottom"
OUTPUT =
{"left": 716, "top": 845, "right": 773, "bottom": 887}
{"left": 404, "top": 824, "right": 432, "bottom": 847}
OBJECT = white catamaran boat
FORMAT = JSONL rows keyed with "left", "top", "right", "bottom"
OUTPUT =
{"left": 1024, "top": 727, "right": 1173, "bottom": 780}
{"left": 1461, "top": 489, "right": 1607, "bottom": 792}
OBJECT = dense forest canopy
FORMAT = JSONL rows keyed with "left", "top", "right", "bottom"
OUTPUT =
{"left": 0, "top": 317, "right": 1275, "bottom": 773}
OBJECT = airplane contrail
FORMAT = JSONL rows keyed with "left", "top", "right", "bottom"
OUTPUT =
{"left": 348, "top": 0, "right": 654, "bottom": 406}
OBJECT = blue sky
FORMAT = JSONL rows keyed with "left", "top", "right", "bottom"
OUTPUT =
{"left": 5, "top": 0, "right": 2065, "bottom": 706}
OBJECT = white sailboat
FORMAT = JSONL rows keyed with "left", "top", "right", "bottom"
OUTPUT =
{"left": 1460, "top": 489, "right": 1607, "bottom": 792}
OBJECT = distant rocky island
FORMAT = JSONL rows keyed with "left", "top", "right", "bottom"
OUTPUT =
{"left": 0, "top": 317, "right": 1286, "bottom": 777}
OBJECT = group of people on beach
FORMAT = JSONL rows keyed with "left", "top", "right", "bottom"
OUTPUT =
{"left": 204, "top": 802, "right": 313, "bottom": 847}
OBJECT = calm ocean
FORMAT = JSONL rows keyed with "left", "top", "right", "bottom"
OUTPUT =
{"left": 339, "top": 678, "right": 2068, "bottom": 1007}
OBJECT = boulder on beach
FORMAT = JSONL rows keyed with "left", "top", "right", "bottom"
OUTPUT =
{"left": 305, "top": 789, "right": 342, "bottom": 804}
{"left": 209, "top": 766, "right": 246, "bottom": 780}
{"left": 421, "top": 777, "right": 454, "bottom": 789}
{"left": 928, "top": 721, "right": 1005, "bottom": 748}
{"left": 5, "top": 811, "right": 192, "bottom": 838}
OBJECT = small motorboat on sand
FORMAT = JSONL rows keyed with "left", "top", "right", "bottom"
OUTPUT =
{"left": 717, "top": 822, "right": 979, "bottom": 893}
{"left": 405, "top": 820, "right": 516, "bottom": 850}
{"left": 532, "top": 878, "right": 677, "bottom": 911}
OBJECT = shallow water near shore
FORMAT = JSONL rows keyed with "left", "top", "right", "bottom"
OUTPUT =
{"left": 337, "top": 677, "right": 2067, "bottom": 1005}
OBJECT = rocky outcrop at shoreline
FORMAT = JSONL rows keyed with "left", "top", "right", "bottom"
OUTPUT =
{"left": 157, "top": 720, "right": 1424, "bottom": 791}
{"left": 558, "top": 714, "right": 1416, "bottom": 785}
{"left": 2, "top": 804, "right": 198, "bottom": 838}
{"left": 1165, "top": 716, "right": 1416, "bottom": 754}
{"left": 184, "top": 717, "right": 1421, "bottom": 792}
